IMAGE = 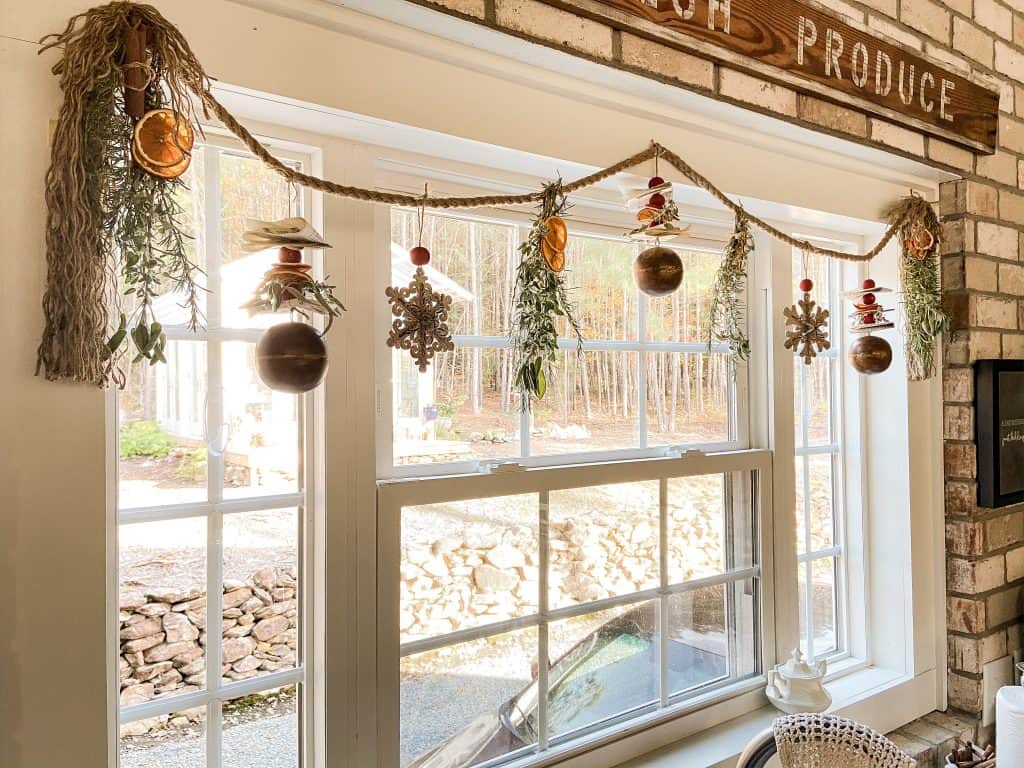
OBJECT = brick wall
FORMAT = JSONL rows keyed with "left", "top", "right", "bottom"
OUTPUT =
{"left": 412, "top": 0, "right": 1024, "bottom": 719}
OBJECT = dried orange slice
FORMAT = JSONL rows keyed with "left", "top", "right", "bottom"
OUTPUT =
{"left": 543, "top": 217, "right": 568, "bottom": 251}
{"left": 132, "top": 145, "right": 191, "bottom": 180}
{"left": 132, "top": 109, "right": 194, "bottom": 169}
{"left": 541, "top": 239, "right": 565, "bottom": 272}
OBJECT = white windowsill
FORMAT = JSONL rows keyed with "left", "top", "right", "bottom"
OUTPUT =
{"left": 617, "top": 665, "right": 915, "bottom": 768}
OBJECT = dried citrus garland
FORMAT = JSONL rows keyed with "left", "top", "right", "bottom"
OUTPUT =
{"left": 37, "top": 1, "right": 949, "bottom": 386}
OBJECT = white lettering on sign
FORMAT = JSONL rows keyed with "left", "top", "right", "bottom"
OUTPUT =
{"left": 825, "top": 28, "right": 843, "bottom": 80}
{"left": 797, "top": 16, "right": 817, "bottom": 66}
{"left": 672, "top": 0, "right": 696, "bottom": 18}
{"left": 789, "top": 15, "right": 953, "bottom": 118}
{"left": 940, "top": 79, "right": 955, "bottom": 122}
{"left": 851, "top": 41, "right": 868, "bottom": 88}
{"left": 920, "top": 71, "right": 935, "bottom": 112}
{"left": 876, "top": 51, "right": 892, "bottom": 96}
{"left": 708, "top": 0, "right": 730, "bottom": 33}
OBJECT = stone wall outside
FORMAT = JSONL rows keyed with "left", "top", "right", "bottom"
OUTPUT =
{"left": 411, "top": 0, "right": 1024, "bottom": 718}
{"left": 118, "top": 566, "right": 298, "bottom": 735}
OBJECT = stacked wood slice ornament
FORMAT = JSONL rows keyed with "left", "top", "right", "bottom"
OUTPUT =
{"left": 843, "top": 278, "right": 895, "bottom": 375}
{"left": 241, "top": 219, "right": 340, "bottom": 394}
{"left": 783, "top": 276, "right": 830, "bottom": 364}
{"left": 252, "top": 247, "right": 328, "bottom": 394}
{"left": 624, "top": 173, "right": 691, "bottom": 242}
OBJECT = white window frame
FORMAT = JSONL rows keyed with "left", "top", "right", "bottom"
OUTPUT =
{"left": 377, "top": 449, "right": 775, "bottom": 768}
{"left": 107, "top": 135, "right": 324, "bottom": 768}
{"left": 379, "top": 201, "right": 748, "bottom": 481}
{"left": 368, "top": 151, "right": 875, "bottom": 768}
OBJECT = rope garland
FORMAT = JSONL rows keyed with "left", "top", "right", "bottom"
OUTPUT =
{"left": 202, "top": 93, "right": 909, "bottom": 263}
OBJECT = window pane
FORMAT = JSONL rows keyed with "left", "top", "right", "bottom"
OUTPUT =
{"left": 795, "top": 456, "right": 807, "bottom": 555}
{"left": 666, "top": 585, "right": 730, "bottom": 696}
{"left": 811, "top": 557, "right": 838, "bottom": 658}
{"left": 394, "top": 347, "right": 521, "bottom": 467}
{"left": 219, "top": 153, "right": 295, "bottom": 328}
{"left": 647, "top": 352, "right": 732, "bottom": 447}
{"left": 560, "top": 235, "right": 638, "bottom": 341}
{"left": 222, "top": 509, "right": 299, "bottom": 681}
{"left": 119, "top": 341, "right": 208, "bottom": 509}
{"left": 646, "top": 250, "right": 724, "bottom": 344}
{"left": 401, "top": 627, "right": 537, "bottom": 767}
{"left": 666, "top": 475, "right": 728, "bottom": 584}
{"left": 120, "top": 715, "right": 205, "bottom": 768}
{"left": 531, "top": 351, "right": 639, "bottom": 455}
{"left": 807, "top": 454, "right": 835, "bottom": 551}
{"left": 544, "top": 602, "right": 658, "bottom": 739}
{"left": 392, "top": 211, "right": 517, "bottom": 338}
{"left": 794, "top": 357, "right": 833, "bottom": 448}
{"left": 120, "top": 518, "right": 207, "bottom": 703}
{"left": 222, "top": 686, "right": 299, "bottom": 768}
{"left": 402, "top": 495, "right": 538, "bottom": 643}
{"left": 222, "top": 342, "right": 300, "bottom": 499}
{"left": 548, "top": 482, "right": 659, "bottom": 610}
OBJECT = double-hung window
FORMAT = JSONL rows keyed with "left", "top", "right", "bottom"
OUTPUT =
{"left": 114, "top": 142, "right": 318, "bottom": 768}
{"left": 379, "top": 202, "right": 771, "bottom": 768}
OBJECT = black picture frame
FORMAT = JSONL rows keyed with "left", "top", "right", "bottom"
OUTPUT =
{"left": 976, "top": 359, "right": 1024, "bottom": 508}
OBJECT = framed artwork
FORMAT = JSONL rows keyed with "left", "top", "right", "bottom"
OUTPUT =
{"left": 976, "top": 359, "right": 1024, "bottom": 508}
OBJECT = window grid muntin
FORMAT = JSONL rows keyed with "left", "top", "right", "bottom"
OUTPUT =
{"left": 793, "top": 249, "right": 845, "bottom": 661}
{"left": 115, "top": 143, "right": 310, "bottom": 766}
{"left": 388, "top": 212, "right": 739, "bottom": 475}
{"left": 392, "top": 460, "right": 763, "bottom": 767}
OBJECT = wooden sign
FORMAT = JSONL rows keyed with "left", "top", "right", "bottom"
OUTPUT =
{"left": 537, "top": 0, "right": 999, "bottom": 153}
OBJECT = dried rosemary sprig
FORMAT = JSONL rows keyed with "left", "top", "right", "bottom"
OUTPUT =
{"left": 511, "top": 182, "right": 583, "bottom": 409}
{"left": 707, "top": 213, "right": 753, "bottom": 361}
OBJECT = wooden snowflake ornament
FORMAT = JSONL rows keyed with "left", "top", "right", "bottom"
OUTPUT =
{"left": 783, "top": 278, "right": 831, "bottom": 364}
{"left": 386, "top": 267, "right": 455, "bottom": 372}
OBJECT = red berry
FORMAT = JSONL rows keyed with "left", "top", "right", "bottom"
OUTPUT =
{"left": 799, "top": 278, "right": 813, "bottom": 292}
{"left": 862, "top": 278, "right": 876, "bottom": 290}
{"left": 649, "top": 193, "right": 666, "bottom": 209}
{"left": 862, "top": 292, "right": 876, "bottom": 306}
{"left": 648, "top": 176, "right": 665, "bottom": 189}
{"left": 279, "top": 247, "right": 302, "bottom": 264}
{"left": 410, "top": 246, "right": 430, "bottom": 266}
{"left": 863, "top": 314, "right": 876, "bottom": 324}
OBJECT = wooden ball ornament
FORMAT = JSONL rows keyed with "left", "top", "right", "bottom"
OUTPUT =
{"left": 410, "top": 246, "right": 431, "bottom": 266}
{"left": 256, "top": 322, "right": 329, "bottom": 393}
{"left": 634, "top": 246, "right": 684, "bottom": 297}
{"left": 848, "top": 334, "right": 893, "bottom": 375}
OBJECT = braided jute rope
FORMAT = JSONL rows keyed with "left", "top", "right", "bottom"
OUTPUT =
{"left": 202, "top": 93, "right": 917, "bottom": 263}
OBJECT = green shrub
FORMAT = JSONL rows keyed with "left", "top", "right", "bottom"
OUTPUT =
{"left": 176, "top": 445, "right": 208, "bottom": 481}
{"left": 120, "top": 420, "right": 175, "bottom": 459}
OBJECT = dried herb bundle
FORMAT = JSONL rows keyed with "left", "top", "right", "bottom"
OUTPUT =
{"left": 886, "top": 195, "right": 949, "bottom": 381}
{"left": 511, "top": 183, "right": 583, "bottom": 408}
{"left": 38, "top": 1, "right": 211, "bottom": 385}
{"left": 707, "top": 213, "right": 753, "bottom": 361}
{"left": 241, "top": 277, "right": 347, "bottom": 334}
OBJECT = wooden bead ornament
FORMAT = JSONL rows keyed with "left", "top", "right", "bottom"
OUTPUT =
{"left": 256, "top": 321, "right": 329, "bottom": 393}
{"left": 634, "top": 244, "right": 684, "bottom": 297}
{"left": 410, "top": 184, "right": 431, "bottom": 266}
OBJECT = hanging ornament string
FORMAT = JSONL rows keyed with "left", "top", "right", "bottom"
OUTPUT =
{"left": 410, "top": 184, "right": 431, "bottom": 266}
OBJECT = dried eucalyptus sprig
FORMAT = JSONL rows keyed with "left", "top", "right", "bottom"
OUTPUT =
{"left": 241, "top": 277, "right": 347, "bottom": 334}
{"left": 886, "top": 195, "right": 949, "bottom": 381}
{"left": 511, "top": 182, "right": 583, "bottom": 408}
{"left": 707, "top": 212, "right": 753, "bottom": 361}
